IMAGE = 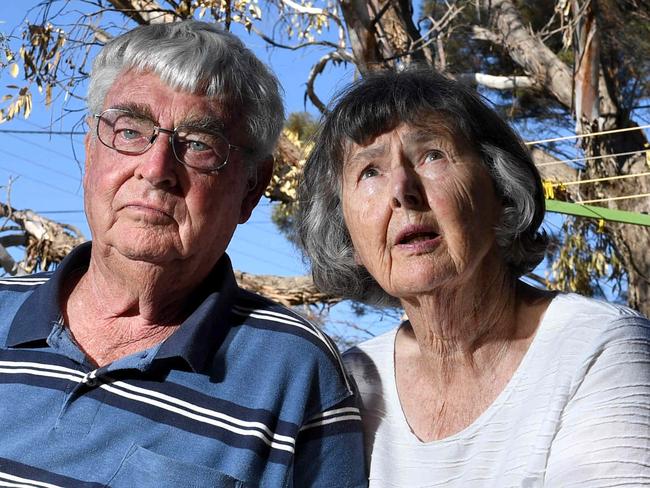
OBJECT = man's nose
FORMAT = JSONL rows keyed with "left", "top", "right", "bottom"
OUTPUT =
{"left": 134, "top": 130, "right": 178, "bottom": 188}
{"left": 389, "top": 163, "right": 424, "bottom": 210}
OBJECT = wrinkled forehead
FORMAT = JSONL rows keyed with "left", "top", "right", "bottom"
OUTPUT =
{"left": 102, "top": 69, "right": 239, "bottom": 129}
{"left": 340, "top": 111, "right": 469, "bottom": 162}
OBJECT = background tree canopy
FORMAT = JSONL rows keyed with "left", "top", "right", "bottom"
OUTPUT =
{"left": 0, "top": 0, "right": 649, "bottom": 341}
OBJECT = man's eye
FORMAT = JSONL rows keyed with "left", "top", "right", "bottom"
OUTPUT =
{"left": 360, "top": 166, "right": 379, "bottom": 180}
{"left": 188, "top": 140, "right": 211, "bottom": 152}
{"left": 117, "top": 128, "right": 141, "bottom": 140}
{"left": 423, "top": 150, "right": 444, "bottom": 164}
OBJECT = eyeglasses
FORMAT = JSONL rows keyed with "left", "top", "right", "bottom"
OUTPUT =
{"left": 93, "top": 108, "right": 243, "bottom": 173}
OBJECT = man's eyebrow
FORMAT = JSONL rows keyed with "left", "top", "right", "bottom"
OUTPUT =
{"left": 104, "top": 104, "right": 227, "bottom": 132}
{"left": 180, "top": 115, "right": 226, "bottom": 133}
{"left": 109, "top": 102, "right": 156, "bottom": 120}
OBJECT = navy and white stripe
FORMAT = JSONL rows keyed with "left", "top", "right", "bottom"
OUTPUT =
{"left": 0, "top": 357, "right": 298, "bottom": 455}
{"left": 0, "top": 275, "right": 50, "bottom": 287}
{"left": 0, "top": 244, "right": 366, "bottom": 487}
{"left": 232, "top": 301, "right": 353, "bottom": 392}
{"left": 0, "top": 458, "right": 103, "bottom": 488}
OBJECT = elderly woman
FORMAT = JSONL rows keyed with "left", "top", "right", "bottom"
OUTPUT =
{"left": 296, "top": 68, "right": 650, "bottom": 486}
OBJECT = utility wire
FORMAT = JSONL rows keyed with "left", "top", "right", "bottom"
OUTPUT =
{"left": 526, "top": 124, "right": 650, "bottom": 145}
{"left": 4, "top": 132, "right": 84, "bottom": 163}
{"left": 579, "top": 192, "right": 650, "bottom": 205}
{"left": 34, "top": 210, "right": 85, "bottom": 214}
{"left": 229, "top": 248, "right": 300, "bottom": 275}
{"left": 0, "top": 129, "right": 85, "bottom": 135}
{"left": 0, "top": 164, "right": 82, "bottom": 197}
{"left": 549, "top": 171, "right": 650, "bottom": 187}
{"left": 537, "top": 149, "right": 647, "bottom": 167}
{"left": 1, "top": 147, "right": 81, "bottom": 182}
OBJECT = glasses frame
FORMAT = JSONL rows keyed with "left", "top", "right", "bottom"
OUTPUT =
{"left": 93, "top": 108, "right": 244, "bottom": 173}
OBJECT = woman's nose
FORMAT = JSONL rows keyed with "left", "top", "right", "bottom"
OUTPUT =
{"left": 390, "top": 164, "right": 424, "bottom": 210}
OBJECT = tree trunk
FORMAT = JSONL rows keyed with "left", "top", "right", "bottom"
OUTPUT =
{"left": 486, "top": 0, "right": 650, "bottom": 316}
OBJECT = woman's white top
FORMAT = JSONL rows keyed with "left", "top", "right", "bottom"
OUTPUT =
{"left": 343, "top": 293, "right": 650, "bottom": 487}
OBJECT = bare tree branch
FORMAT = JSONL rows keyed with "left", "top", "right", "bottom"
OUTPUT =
{"left": 306, "top": 50, "right": 355, "bottom": 113}
{"left": 456, "top": 72, "right": 539, "bottom": 90}
{"left": 235, "top": 271, "right": 340, "bottom": 307}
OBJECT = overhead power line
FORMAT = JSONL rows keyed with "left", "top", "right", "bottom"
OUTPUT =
{"left": 526, "top": 124, "right": 650, "bottom": 145}
{"left": 536, "top": 149, "right": 648, "bottom": 167}
{"left": 548, "top": 171, "right": 650, "bottom": 187}
{"left": 579, "top": 192, "right": 650, "bottom": 205}
{"left": 0, "top": 129, "right": 85, "bottom": 135}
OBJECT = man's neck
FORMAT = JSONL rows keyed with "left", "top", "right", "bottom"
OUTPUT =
{"left": 60, "top": 248, "right": 215, "bottom": 366}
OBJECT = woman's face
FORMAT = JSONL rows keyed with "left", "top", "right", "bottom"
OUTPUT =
{"left": 341, "top": 121, "right": 503, "bottom": 299}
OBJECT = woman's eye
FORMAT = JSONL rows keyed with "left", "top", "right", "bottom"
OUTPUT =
{"left": 360, "top": 166, "right": 379, "bottom": 180}
{"left": 423, "top": 150, "right": 444, "bottom": 164}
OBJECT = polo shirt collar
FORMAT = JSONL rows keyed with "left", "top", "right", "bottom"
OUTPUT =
{"left": 5, "top": 241, "right": 92, "bottom": 347}
{"left": 6, "top": 242, "right": 240, "bottom": 373}
{"left": 155, "top": 253, "right": 239, "bottom": 372}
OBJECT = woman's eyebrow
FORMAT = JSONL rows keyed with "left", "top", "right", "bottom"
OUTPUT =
{"left": 346, "top": 144, "right": 388, "bottom": 165}
{"left": 403, "top": 129, "right": 446, "bottom": 146}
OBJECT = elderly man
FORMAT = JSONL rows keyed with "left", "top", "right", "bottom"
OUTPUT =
{"left": 0, "top": 21, "right": 365, "bottom": 487}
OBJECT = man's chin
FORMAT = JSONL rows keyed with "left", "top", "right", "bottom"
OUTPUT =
{"left": 103, "top": 242, "right": 181, "bottom": 266}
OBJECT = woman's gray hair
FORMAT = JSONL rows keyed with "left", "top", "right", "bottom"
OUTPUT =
{"left": 87, "top": 20, "right": 284, "bottom": 160}
{"left": 296, "top": 68, "right": 547, "bottom": 306}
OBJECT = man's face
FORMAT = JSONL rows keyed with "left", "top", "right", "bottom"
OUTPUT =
{"left": 84, "top": 70, "right": 263, "bottom": 272}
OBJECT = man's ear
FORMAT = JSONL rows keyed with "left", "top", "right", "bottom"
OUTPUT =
{"left": 238, "top": 155, "right": 274, "bottom": 224}
{"left": 84, "top": 125, "right": 94, "bottom": 172}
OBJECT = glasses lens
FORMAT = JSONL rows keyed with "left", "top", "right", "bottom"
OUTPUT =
{"left": 173, "top": 128, "right": 230, "bottom": 171}
{"left": 97, "top": 110, "right": 154, "bottom": 154}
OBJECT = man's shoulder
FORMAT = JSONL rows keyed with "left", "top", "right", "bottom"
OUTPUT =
{"left": 342, "top": 327, "right": 397, "bottom": 391}
{"left": 0, "top": 272, "right": 53, "bottom": 293}
{"left": 0, "top": 272, "right": 53, "bottom": 337}
{"left": 231, "top": 288, "right": 350, "bottom": 379}
{"left": 232, "top": 287, "right": 338, "bottom": 353}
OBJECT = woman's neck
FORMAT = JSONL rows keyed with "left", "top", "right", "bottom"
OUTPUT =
{"left": 395, "top": 268, "right": 553, "bottom": 441}
{"left": 401, "top": 257, "right": 520, "bottom": 359}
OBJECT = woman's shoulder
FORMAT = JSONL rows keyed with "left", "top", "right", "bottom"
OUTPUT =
{"left": 342, "top": 326, "right": 399, "bottom": 384}
{"left": 544, "top": 292, "right": 648, "bottom": 333}
{"left": 539, "top": 292, "right": 650, "bottom": 362}
{"left": 344, "top": 327, "right": 398, "bottom": 362}
{"left": 549, "top": 292, "right": 644, "bottom": 318}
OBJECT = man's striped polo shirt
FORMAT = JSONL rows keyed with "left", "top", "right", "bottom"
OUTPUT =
{"left": 0, "top": 242, "right": 366, "bottom": 487}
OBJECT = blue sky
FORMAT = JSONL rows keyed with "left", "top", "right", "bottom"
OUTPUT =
{"left": 0, "top": 2, "right": 350, "bottom": 260}
{"left": 1, "top": 2, "right": 638, "bottom": 343}
{"left": 0, "top": 2, "right": 399, "bottom": 344}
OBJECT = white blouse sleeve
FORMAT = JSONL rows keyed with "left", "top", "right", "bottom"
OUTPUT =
{"left": 545, "top": 317, "right": 650, "bottom": 487}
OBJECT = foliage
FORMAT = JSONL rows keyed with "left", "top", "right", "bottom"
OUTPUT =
{"left": 1, "top": 0, "right": 649, "bottom": 318}
{"left": 285, "top": 111, "right": 318, "bottom": 142}
{"left": 546, "top": 217, "right": 625, "bottom": 299}
{"left": 269, "top": 112, "right": 318, "bottom": 240}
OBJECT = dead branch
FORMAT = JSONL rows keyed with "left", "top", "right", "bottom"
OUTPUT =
{"left": 234, "top": 271, "right": 340, "bottom": 307}
{"left": 456, "top": 72, "right": 539, "bottom": 90}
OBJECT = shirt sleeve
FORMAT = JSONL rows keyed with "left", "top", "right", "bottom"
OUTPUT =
{"left": 292, "top": 395, "right": 368, "bottom": 487}
{"left": 545, "top": 317, "right": 650, "bottom": 487}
